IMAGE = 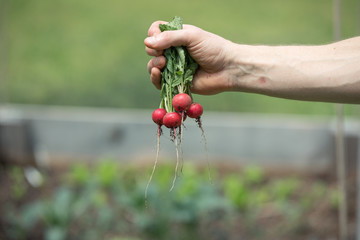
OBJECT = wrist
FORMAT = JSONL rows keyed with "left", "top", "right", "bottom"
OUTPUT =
{"left": 226, "top": 43, "right": 275, "bottom": 94}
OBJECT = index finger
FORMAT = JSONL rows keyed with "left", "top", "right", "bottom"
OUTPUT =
{"left": 148, "top": 20, "right": 167, "bottom": 37}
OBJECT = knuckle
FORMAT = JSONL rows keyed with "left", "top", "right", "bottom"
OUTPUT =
{"left": 148, "top": 20, "right": 166, "bottom": 36}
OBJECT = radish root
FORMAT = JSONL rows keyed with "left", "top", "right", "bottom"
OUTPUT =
{"left": 170, "top": 127, "right": 180, "bottom": 192}
{"left": 179, "top": 111, "right": 185, "bottom": 173}
{"left": 145, "top": 125, "right": 162, "bottom": 208}
{"left": 196, "top": 117, "right": 212, "bottom": 184}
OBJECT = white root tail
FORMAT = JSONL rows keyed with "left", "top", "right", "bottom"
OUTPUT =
{"left": 145, "top": 126, "right": 161, "bottom": 208}
{"left": 170, "top": 127, "right": 180, "bottom": 192}
{"left": 197, "top": 117, "right": 212, "bottom": 184}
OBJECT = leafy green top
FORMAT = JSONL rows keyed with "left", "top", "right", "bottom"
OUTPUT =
{"left": 158, "top": 16, "right": 198, "bottom": 112}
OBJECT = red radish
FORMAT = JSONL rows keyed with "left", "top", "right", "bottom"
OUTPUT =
{"left": 163, "top": 112, "right": 182, "bottom": 128}
{"left": 186, "top": 103, "right": 203, "bottom": 119}
{"left": 152, "top": 108, "right": 167, "bottom": 125}
{"left": 172, "top": 93, "right": 192, "bottom": 112}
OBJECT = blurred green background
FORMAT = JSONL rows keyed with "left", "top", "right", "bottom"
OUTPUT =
{"left": 1, "top": 1, "right": 360, "bottom": 239}
{"left": 1, "top": 0, "right": 359, "bottom": 114}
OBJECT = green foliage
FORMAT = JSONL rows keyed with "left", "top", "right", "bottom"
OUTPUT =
{"left": 41, "top": 186, "right": 92, "bottom": 240}
{"left": 109, "top": 238, "right": 140, "bottom": 240}
{"left": 4, "top": 202, "right": 43, "bottom": 240}
{"left": 4, "top": 161, "right": 230, "bottom": 240}
{"left": 95, "top": 160, "right": 119, "bottom": 187}
{"left": 270, "top": 177, "right": 300, "bottom": 201}
{"left": 67, "top": 163, "right": 91, "bottom": 185}
{"left": 329, "top": 187, "right": 341, "bottom": 209}
{"left": 223, "top": 165, "right": 266, "bottom": 210}
{"left": 221, "top": 165, "right": 335, "bottom": 236}
{"left": 9, "top": 166, "right": 27, "bottom": 200}
{"left": 243, "top": 165, "right": 265, "bottom": 184}
{"left": 223, "top": 175, "right": 249, "bottom": 209}
{"left": 159, "top": 16, "right": 198, "bottom": 112}
{"left": 3, "top": 161, "right": 343, "bottom": 240}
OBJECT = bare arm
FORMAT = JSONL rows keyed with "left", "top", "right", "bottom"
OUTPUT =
{"left": 145, "top": 22, "right": 360, "bottom": 104}
{"left": 230, "top": 37, "right": 360, "bottom": 103}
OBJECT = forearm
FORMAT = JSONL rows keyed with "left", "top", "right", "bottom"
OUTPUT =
{"left": 229, "top": 37, "right": 360, "bottom": 104}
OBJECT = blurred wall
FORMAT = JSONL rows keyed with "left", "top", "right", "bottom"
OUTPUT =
{"left": 1, "top": 104, "right": 359, "bottom": 174}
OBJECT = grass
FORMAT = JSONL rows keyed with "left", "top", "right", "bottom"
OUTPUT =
{"left": 2, "top": 0, "right": 360, "bottom": 115}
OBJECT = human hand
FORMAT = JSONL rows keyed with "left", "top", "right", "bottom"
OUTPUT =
{"left": 144, "top": 21, "right": 237, "bottom": 95}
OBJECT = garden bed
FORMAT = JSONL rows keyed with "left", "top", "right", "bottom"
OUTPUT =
{"left": 0, "top": 160, "right": 356, "bottom": 240}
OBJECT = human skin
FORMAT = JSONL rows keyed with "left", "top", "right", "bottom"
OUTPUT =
{"left": 145, "top": 21, "right": 360, "bottom": 104}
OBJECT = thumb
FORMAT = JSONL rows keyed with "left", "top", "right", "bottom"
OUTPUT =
{"left": 144, "top": 29, "right": 192, "bottom": 50}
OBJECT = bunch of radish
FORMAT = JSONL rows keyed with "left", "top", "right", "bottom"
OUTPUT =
{"left": 145, "top": 17, "right": 208, "bottom": 206}
{"left": 152, "top": 93, "right": 203, "bottom": 129}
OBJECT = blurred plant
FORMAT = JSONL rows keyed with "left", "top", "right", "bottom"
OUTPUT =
{"left": 123, "top": 162, "right": 232, "bottom": 240}
{"left": 328, "top": 187, "right": 341, "bottom": 209}
{"left": 221, "top": 166, "right": 339, "bottom": 238}
{"left": 95, "top": 160, "right": 119, "bottom": 187}
{"left": 270, "top": 177, "right": 300, "bottom": 201}
{"left": 67, "top": 163, "right": 91, "bottom": 185}
{"left": 299, "top": 180, "right": 327, "bottom": 209}
{"left": 223, "top": 175, "right": 249, "bottom": 210}
{"left": 243, "top": 165, "right": 265, "bottom": 184}
{"left": 41, "top": 186, "right": 93, "bottom": 240}
{"left": 108, "top": 238, "right": 141, "bottom": 240}
{"left": 222, "top": 165, "right": 265, "bottom": 210}
{"left": 5, "top": 202, "right": 43, "bottom": 240}
{"left": 9, "top": 166, "right": 27, "bottom": 200}
{"left": 5, "top": 186, "right": 92, "bottom": 240}
{"left": 3, "top": 161, "right": 341, "bottom": 240}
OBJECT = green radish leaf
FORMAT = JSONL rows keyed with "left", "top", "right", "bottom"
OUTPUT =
{"left": 184, "top": 69, "right": 194, "bottom": 84}
{"left": 172, "top": 76, "right": 181, "bottom": 87}
{"left": 158, "top": 16, "right": 199, "bottom": 112}
{"left": 164, "top": 49, "right": 174, "bottom": 73}
{"left": 176, "top": 47, "right": 186, "bottom": 67}
{"left": 176, "top": 71, "right": 183, "bottom": 76}
{"left": 159, "top": 16, "right": 183, "bottom": 32}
